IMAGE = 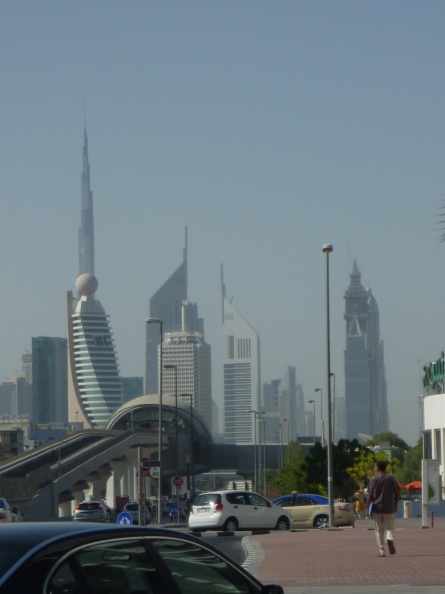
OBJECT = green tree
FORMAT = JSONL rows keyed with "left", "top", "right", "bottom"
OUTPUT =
{"left": 395, "top": 438, "right": 422, "bottom": 486}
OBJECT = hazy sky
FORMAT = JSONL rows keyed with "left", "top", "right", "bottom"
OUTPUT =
{"left": 1, "top": 1, "right": 444, "bottom": 446}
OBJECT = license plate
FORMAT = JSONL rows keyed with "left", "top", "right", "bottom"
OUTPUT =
{"left": 197, "top": 507, "right": 210, "bottom": 513}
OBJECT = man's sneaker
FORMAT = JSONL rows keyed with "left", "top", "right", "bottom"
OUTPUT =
{"left": 387, "top": 539, "right": 396, "bottom": 555}
{"left": 378, "top": 551, "right": 386, "bottom": 557}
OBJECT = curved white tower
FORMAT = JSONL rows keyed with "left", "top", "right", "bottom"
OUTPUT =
{"left": 67, "top": 274, "right": 123, "bottom": 427}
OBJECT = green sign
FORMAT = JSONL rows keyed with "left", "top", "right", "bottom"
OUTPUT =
{"left": 423, "top": 352, "right": 445, "bottom": 391}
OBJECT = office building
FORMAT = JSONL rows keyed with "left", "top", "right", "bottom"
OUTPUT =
{"left": 222, "top": 267, "right": 261, "bottom": 444}
{"left": 344, "top": 261, "right": 389, "bottom": 439}
{"left": 32, "top": 337, "right": 68, "bottom": 424}
{"left": 121, "top": 377, "right": 144, "bottom": 404}
{"left": 162, "top": 306, "right": 212, "bottom": 432}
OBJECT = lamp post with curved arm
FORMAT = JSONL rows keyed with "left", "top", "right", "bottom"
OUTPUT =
{"left": 322, "top": 243, "right": 335, "bottom": 528}
{"left": 146, "top": 318, "right": 163, "bottom": 524}
{"left": 308, "top": 400, "right": 316, "bottom": 445}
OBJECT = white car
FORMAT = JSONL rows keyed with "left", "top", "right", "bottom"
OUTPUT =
{"left": 189, "top": 490, "right": 291, "bottom": 532}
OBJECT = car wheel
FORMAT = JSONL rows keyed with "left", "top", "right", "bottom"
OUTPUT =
{"left": 223, "top": 517, "right": 238, "bottom": 532}
{"left": 276, "top": 516, "right": 290, "bottom": 530}
{"left": 314, "top": 515, "right": 329, "bottom": 528}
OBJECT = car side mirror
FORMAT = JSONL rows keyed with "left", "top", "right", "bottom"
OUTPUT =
{"left": 262, "top": 585, "right": 284, "bottom": 594}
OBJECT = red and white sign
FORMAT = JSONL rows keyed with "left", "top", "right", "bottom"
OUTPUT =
{"left": 172, "top": 476, "right": 183, "bottom": 487}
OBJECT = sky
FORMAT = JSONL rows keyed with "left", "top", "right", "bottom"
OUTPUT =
{"left": 1, "top": 1, "right": 444, "bottom": 447}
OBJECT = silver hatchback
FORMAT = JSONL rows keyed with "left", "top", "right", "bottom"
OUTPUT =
{"left": 72, "top": 501, "right": 109, "bottom": 523}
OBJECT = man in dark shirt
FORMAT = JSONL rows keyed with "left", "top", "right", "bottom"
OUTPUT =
{"left": 367, "top": 460, "right": 401, "bottom": 557}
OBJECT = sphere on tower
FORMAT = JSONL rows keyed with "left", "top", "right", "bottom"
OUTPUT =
{"left": 76, "top": 273, "right": 98, "bottom": 297}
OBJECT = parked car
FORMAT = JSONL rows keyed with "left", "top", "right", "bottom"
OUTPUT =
{"left": 72, "top": 500, "right": 109, "bottom": 523}
{"left": 272, "top": 493, "right": 354, "bottom": 529}
{"left": 0, "top": 498, "right": 13, "bottom": 523}
{"left": 123, "top": 501, "right": 151, "bottom": 525}
{"left": 189, "top": 490, "right": 291, "bottom": 532}
{"left": 0, "top": 523, "right": 284, "bottom": 594}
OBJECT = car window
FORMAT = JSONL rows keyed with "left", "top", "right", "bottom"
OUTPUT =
{"left": 151, "top": 538, "right": 251, "bottom": 594}
{"left": 226, "top": 493, "right": 246, "bottom": 505}
{"left": 77, "top": 502, "right": 103, "bottom": 511}
{"left": 245, "top": 493, "right": 268, "bottom": 507}
{"left": 194, "top": 493, "right": 221, "bottom": 506}
{"left": 46, "top": 538, "right": 161, "bottom": 594}
{"left": 298, "top": 497, "right": 317, "bottom": 506}
{"left": 274, "top": 497, "right": 292, "bottom": 507}
{"left": 126, "top": 504, "right": 139, "bottom": 511}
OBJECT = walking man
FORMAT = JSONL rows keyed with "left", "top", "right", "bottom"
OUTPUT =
{"left": 367, "top": 460, "right": 401, "bottom": 557}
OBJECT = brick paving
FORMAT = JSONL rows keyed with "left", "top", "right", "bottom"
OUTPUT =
{"left": 250, "top": 517, "right": 445, "bottom": 590}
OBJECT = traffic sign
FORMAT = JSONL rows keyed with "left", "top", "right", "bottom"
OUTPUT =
{"left": 141, "top": 459, "right": 161, "bottom": 468}
{"left": 172, "top": 476, "right": 183, "bottom": 487}
{"left": 117, "top": 511, "right": 133, "bottom": 525}
{"left": 149, "top": 467, "right": 160, "bottom": 479}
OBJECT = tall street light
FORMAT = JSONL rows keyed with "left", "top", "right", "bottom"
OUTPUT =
{"left": 181, "top": 393, "right": 194, "bottom": 508}
{"left": 164, "top": 364, "right": 179, "bottom": 521}
{"left": 283, "top": 418, "right": 290, "bottom": 464}
{"left": 247, "top": 410, "right": 258, "bottom": 491}
{"left": 308, "top": 400, "right": 316, "bottom": 445}
{"left": 322, "top": 243, "right": 335, "bottom": 528}
{"left": 330, "top": 372, "right": 336, "bottom": 444}
{"left": 314, "top": 388, "right": 323, "bottom": 445}
{"left": 146, "top": 318, "right": 163, "bottom": 524}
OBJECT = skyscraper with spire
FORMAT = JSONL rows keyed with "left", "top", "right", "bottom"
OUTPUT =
{"left": 344, "top": 261, "right": 389, "bottom": 439}
{"left": 79, "top": 127, "right": 95, "bottom": 275}
{"left": 145, "top": 230, "right": 192, "bottom": 393}
{"left": 67, "top": 127, "right": 122, "bottom": 428}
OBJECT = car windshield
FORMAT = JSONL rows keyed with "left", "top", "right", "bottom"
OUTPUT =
{"left": 125, "top": 504, "right": 138, "bottom": 511}
{"left": 77, "top": 502, "right": 102, "bottom": 511}
{"left": 194, "top": 493, "right": 221, "bottom": 506}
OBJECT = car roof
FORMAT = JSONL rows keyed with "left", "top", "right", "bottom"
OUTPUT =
{"left": 0, "top": 522, "right": 191, "bottom": 550}
{"left": 273, "top": 493, "right": 328, "bottom": 501}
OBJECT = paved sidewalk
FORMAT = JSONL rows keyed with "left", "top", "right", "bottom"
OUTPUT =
{"left": 247, "top": 517, "right": 445, "bottom": 594}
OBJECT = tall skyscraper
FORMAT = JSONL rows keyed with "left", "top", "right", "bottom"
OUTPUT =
{"left": 146, "top": 230, "right": 197, "bottom": 393}
{"left": 67, "top": 274, "right": 123, "bottom": 427}
{"left": 79, "top": 127, "right": 95, "bottom": 276}
{"left": 32, "top": 337, "right": 68, "bottom": 424}
{"left": 344, "top": 261, "right": 389, "bottom": 439}
{"left": 67, "top": 128, "right": 122, "bottom": 428}
{"left": 222, "top": 266, "right": 261, "bottom": 444}
{"left": 162, "top": 306, "right": 212, "bottom": 432}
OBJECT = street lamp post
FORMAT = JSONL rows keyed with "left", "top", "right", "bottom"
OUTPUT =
{"left": 146, "top": 318, "right": 163, "bottom": 524}
{"left": 164, "top": 364, "right": 179, "bottom": 522}
{"left": 314, "top": 388, "right": 323, "bottom": 445}
{"left": 330, "top": 372, "right": 336, "bottom": 444}
{"left": 308, "top": 400, "right": 316, "bottom": 445}
{"left": 278, "top": 423, "right": 283, "bottom": 469}
{"left": 258, "top": 412, "right": 266, "bottom": 495}
{"left": 248, "top": 410, "right": 258, "bottom": 491}
{"left": 181, "top": 393, "right": 194, "bottom": 509}
{"left": 322, "top": 243, "right": 335, "bottom": 528}
{"left": 283, "top": 418, "right": 290, "bottom": 464}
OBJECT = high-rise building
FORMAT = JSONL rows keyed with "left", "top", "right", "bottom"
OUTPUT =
{"left": 344, "top": 261, "right": 389, "bottom": 439}
{"left": 222, "top": 266, "right": 261, "bottom": 444}
{"left": 121, "top": 377, "right": 144, "bottom": 404}
{"left": 67, "top": 128, "right": 122, "bottom": 428}
{"left": 32, "top": 337, "right": 68, "bottom": 424}
{"left": 67, "top": 274, "right": 123, "bottom": 427}
{"left": 145, "top": 230, "right": 189, "bottom": 393}
{"left": 162, "top": 312, "right": 212, "bottom": 432}
{"left": 79, "top": 127, "right": 95, "bottom": 276}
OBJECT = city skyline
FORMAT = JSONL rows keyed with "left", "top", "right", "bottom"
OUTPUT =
{"left": 2, "top": 2, "right": 445, "bottom": 446}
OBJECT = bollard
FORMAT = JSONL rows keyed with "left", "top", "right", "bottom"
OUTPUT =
{"left": 430, "top": 511, "right": 434, "bottom": 528}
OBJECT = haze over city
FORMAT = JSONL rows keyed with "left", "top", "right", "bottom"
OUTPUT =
{"left": 1, "top": 1, "right": 445, "bottom": 446}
